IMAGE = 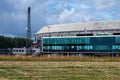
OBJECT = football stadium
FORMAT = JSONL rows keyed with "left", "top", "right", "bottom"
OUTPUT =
{"left": 35, "top": 20, "right": 120, "bottom": 56}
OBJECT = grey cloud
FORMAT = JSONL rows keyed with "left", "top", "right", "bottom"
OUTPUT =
{"left": 92, "top": 0, "right": 120, "bottom": 10}
{"left": 0, "top": 0, "right": 120, "bottom": 38}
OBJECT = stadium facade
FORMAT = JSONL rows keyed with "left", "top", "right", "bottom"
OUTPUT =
{"left": 35, "top": 20, "right": 120, "bottom": 56}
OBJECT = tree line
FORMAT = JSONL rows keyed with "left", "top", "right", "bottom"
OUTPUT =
{"left": 0, "top": 35, "right": 32, "bottom": 49}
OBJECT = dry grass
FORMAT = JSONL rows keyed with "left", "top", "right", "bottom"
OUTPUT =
{"left": 0, "top": 61, "right": 120, "bottom": 80}
{"left": 0, "top": 55, "right": 119, "bottom": 62}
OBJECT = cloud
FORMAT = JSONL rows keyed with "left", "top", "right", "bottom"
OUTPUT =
{"left": 0, "top": 0, "right": 48, "bottom": 37}
{"left": 93, "top": 0, "right": 120, "bottom": 10}
{"left": 57, "top": 8, "right": 75, "bottom": 23}
{"left": 0, "top": 0, "right": 120, "bottom": 38}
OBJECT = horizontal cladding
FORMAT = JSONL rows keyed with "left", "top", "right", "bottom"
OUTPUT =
{"left": 42, "top": 36, "right": 120, "bottom": 52}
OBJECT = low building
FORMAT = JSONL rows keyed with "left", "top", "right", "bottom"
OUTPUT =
{"left": 12, "top": 48, "right": 40, "bottom": 55}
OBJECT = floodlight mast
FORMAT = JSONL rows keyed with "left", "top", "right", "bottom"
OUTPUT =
{"left": 26, "top": 6, "right": 31, "bottom": 48}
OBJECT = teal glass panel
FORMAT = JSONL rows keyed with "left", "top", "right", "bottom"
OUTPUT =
{"left": 95, "top": 45, "right": 110, "bottom": 50}
{"left": 85, "top": 37, "right": 90, "bottom": 44}
{"left": 64, "top": 38, "right": 69, "bottom": 44}
{"left": 64, "top": 46, "right": 69, "bottom": 50}
{"left": 77, "top": 46, "right": 83, "bottom": 50}
{"left": 52, "top": 46, "right": 62, "bottom": 50}
{"left": 42, "top": 36, "right": 119, "bottom": 52}
{"left": 84, "top": 46, "right": 93, "bottom": 50}
{"left": 91, "top": 37, "right": 113, "bottom": 44}
{"left": 115, "top": 37, "right": 120, "bottom": 43}
{"left": 112, "top": 45, "right": 120, "bottom": 50}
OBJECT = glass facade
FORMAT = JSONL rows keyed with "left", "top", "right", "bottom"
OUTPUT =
{"left": 42, "top": 36, "right": 120, "bottom": 52}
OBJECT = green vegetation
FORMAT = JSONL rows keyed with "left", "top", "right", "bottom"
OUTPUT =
{"left": 0, "top": 61, "right": 119, "bottom": 80}
{"left": 0, "top": 35, "right": 32, "bottom": 48}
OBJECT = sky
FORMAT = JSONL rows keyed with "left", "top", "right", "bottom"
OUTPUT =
{"left": 0, "top": 0, "right": 120, "bottom": 38}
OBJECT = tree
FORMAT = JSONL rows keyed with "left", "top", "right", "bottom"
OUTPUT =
{"left": 0, "top": 35, "right": 33, "bottom": 49}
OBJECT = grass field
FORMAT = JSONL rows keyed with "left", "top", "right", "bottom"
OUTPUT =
{"left": 0, "top": 61, "right": 120, "bottom": 80}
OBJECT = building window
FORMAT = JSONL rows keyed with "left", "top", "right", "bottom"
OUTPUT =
{"left": 115, "top": 37, "right": 120, "bottom": 43}
{"left": 22, "top": 50, "right": 24, "bottom": 52}
{"left": 112, "top": 45, "right": 120, "bottom": 50}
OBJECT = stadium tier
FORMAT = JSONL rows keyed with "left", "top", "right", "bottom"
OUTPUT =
{"left": 35, "top": 20, "right": 120, "bottom": 56}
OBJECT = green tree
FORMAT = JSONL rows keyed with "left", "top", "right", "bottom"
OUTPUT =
{"left": 0, "top": 35, "right": 33, "bottom": 49}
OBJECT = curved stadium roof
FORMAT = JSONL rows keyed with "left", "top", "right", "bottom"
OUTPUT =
{"left": 36, "top": 20, "right": 120, "bottom": 34}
